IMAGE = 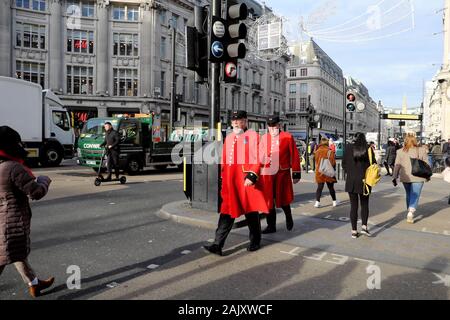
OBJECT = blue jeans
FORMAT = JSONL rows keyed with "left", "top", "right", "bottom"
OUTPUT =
{"left": 403, "top": 182, "right": 424, "bottom": 210}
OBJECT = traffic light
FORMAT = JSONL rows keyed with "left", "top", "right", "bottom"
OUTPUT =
{"left": 223, "top": 2, "right": 248, "bottom": 83}
{"left": 186, "top": 6, "right": 209, "bottom": 82}
{"left": 346, "top": 92, "right": 356, "bottom": 112}
{"left": 307, "top": 95, "right": 317, "bottom": 128}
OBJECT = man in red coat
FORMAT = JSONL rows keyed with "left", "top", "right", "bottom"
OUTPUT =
{"left": 260, "top": 115, "right": 301, "bottom": 234}
{"left": 204, "top": 111, "right": 269, "bottom": 256}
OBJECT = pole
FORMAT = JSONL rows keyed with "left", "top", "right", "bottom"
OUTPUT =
{"left": 343, "top": 81, "right": 347, "bottom": 151}
{"left": 169, "top": 25, "right": 176, "bottom": 136}
{"left": 420, "top": 103, "right": 424, "bottom": 145}
{"left": 210, "top": 0, "right": 221, "bottom": 140}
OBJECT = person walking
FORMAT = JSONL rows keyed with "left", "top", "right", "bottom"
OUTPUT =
{"left": 392, "top": 133, "right": 430, "bottom": 224}
{"left": 342, "top": 132, "right": 374, "bottom": 238}
{"left": 384, "top": 140, "right": 397, "bottom": 176}
{"left": 314, "top": 138, "right": 338, "bottom": 208}
{"left": 0, "top": 126, "right": 54, "bottom": 298}
{"left": 260, "top": 115, "right": 301, "bottom": 234}
{"left": 308, "top": 140, "right": 317, "bottom": 172}
{"left": 431, "top": 142, "right": 442, "bottom": 171}
{"left": 204, "top": 111, "right": 269, "bottom": 256}
{"left": 100, "top": 122, "right": 120, "bottom": 181}
{"left": 442, "top": 138, "right": 450, "bottom": 162}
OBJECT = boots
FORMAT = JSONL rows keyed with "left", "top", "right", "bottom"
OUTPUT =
{"left": 28, "top": 277, "right": 55, "bottom": 298}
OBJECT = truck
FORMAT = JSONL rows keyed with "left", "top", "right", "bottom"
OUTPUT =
{"left": 77, "top": 115, "right": 205, "bottom": 174}
{"left": 0, "top": 76, "right": 75, "bottom": 166}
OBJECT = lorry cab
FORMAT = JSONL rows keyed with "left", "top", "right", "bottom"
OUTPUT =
{"left": 77, "top": 115, "right": 182, "bottom": 174}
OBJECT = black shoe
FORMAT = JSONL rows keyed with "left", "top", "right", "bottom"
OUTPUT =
{"left": 203, "top": 244, "right": 222, "bottom": 256}
{"left": 286, "top": 214, "right": 294, "bottom": 231}
{"left": 361, "top": 226, "right": 371, "bottom": 237}
{"left": 247, "top": 244, "right": 261, "bottom": 252}
{"left": 262, "top": 227, "right": 276, "bottom": 234}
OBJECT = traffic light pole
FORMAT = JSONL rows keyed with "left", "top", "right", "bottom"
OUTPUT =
{"left": 210, "top": 0, "right": 221, "bottom": 140}
{"left": 343, "top": 82, "right": 347, "bottom": 152}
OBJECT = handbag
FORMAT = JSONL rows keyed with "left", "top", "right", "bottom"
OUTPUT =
{"left": 363, "top": 148, "right": 381, "bottom": 196}
{"left": 319, "top": 150, "right": 335, "bottom": 178}
{"left": 410, "top": 147, "right": 433, "bottom": 180}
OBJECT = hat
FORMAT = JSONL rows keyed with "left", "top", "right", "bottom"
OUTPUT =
{"left": 266, "top": 115, "right": 280, "bottom": 126}
{"left": 0, "top": 126, "right": 27, "bottom": 159}
{"left": 104, "top": 122, "right": 112, "bottom": 126}
{"left": 231, "top": 110, "right": 247, "bottom": 120}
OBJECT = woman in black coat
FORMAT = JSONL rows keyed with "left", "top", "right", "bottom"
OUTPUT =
{"left": 342, "top": 133, "right": 375, "bottom": 238}
{"left": 384, "top": 141, "right": 396, "bottom": 176}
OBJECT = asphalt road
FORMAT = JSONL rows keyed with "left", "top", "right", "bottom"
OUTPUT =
{"left": 0, "top": 163, "right": 213, "bottom": 300}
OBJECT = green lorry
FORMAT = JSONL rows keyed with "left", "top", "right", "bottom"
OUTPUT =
{"left": 77, "top": 115, "right": 197, "bottom": 174}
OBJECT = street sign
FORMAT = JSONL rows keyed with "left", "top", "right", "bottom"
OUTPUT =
{"left": 211, "top": 41, "right": 224, "bottom": 58}
{"left": 382, "top": 114, "right": 422, "bottom": 121}
{"left": 356, "top": 102, "right": 365, "bottom": 112}
{"left": 257, "top": 22, "right": 281, "bottom": 50}
{"left": 213, "top": 21, "right": 226, "bottom": 38}
{"left": 224, "top": 62, "right": 237, "bottom": 78}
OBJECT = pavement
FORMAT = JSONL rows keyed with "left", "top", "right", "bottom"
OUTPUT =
{"left": 91, "top": 170, "right": 450, "bottom": 300}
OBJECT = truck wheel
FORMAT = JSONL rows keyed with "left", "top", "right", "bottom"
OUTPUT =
{"left": 154, "top": 165, "right": 168, "bottom": 170}
{"left": 41, "top": 146, "right": 62, "bottom": 167}
{"left": 127, "top": 158, "right": 141, "bottom": 175}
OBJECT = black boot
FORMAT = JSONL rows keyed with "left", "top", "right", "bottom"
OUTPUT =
{"left": 203, "top": 244, "right": 223, "bottom": 256}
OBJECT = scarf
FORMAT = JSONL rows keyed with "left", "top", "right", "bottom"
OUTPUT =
{"left": 0, "top": 149, "right": 35, "bottom": 179}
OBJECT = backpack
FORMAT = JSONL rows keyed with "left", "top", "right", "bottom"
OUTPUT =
{"left": 319, "top": 150, "right": 335, "bottom": 178}
{"left": 363, "top": 148, "right": 381, "bottom": 196}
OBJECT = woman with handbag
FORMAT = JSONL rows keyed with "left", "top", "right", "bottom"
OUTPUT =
{"left": 392, "top": 133, "right": 431, "bottom": 224}
{"left": 342, "top": 133, "right": 375, "bottom": 238}
{"left": 314, "top": 138, "right": 338, "bottom": 208}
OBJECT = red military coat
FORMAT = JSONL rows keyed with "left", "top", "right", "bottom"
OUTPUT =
{"left": 220, "top": 129, "right": 269, "bottom": 218}
{"left": 260, "top": 131, "right": 301, "bottom": 208}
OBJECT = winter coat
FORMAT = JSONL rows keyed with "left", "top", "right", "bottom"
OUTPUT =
{"left": 314, "top": 145, "right": 337, "bottom": 184}
{"left": 101, "top": 129, "right": 120, "bottom": 152}
{"left": 0, "top": 160, "right": 49, "bottom": 266}
{"left": 385, "top": 145, "right": 397, "bottom": 166}
{"left": 392, "top": 147, "right": 429, "bottom": 183}
{"left": 342, "top": 144, "right": 374, "bottom": 194}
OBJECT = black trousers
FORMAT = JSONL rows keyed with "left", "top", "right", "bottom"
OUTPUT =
{"left": 213, "top": 212, "right": 261, "bottom": 249}
{"left": 266, "top": 206, "right": 292, "bottom": 229}
{"left": 316, "top": 182, "right": 337, "bottom": 201}
{"left": 106, "top": 150, "right": 120, "bottom": 178}
{"left": 384, "top": 161, "right": 394, "bottom": 175}
{"left": 348, "top": 193, "right": 370, "bottom": 230}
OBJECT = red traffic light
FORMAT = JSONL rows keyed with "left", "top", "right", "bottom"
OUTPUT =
{"left": 346, "top": 93, "right": 356, "bottom": 102}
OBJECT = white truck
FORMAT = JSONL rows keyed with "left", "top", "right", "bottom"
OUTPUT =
{"left": 0, "top": 76, "right": 75, "bottom": 166}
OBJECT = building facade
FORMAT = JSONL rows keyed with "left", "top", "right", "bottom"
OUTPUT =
{"left": 0, "top": 0, "right": 287, "bottom": 140}
{"left": 424, "top": 79, "right": 444, "bottom": 142}
{"left": 285, "top": 39, "right": 344, "bottom": 142}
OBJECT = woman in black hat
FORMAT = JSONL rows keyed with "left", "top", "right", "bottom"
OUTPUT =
{"left": 0, "top": 126, "right": 55, "bottom": 297}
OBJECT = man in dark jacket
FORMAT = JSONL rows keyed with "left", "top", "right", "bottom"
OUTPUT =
{"left": 100, "top": 122, "right": 120, "bottom": 180}
{"left": 443, "top": 138, "right": 450, "bottom": 162}
{"left": 384, "top": 140, "right": 397, "bottom": 176}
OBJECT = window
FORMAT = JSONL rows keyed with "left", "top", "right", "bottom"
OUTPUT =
{"left": 182, "top": 76, "right": 187, "bottom": 101}
{"left": 67, "top": 29, "right": 94, "bottom": 54}
{"left": 289, "top": 69, "right": 297, "bottom": 77}
{"left": 159, "top": 10, "right": 166, "bottom": 25}
{"left": 16, "top": 61, "right": 45, "bottom": 88}
{"left": 16, "top": 22, "right": 46, "bottom": 50}
{"left": 160, "top": 71, "right": 165, "bottom": 96}
{"left": 113, "top": 33, "right": 139, "bottom": 56}
{"left": 171, "top": 14, "right": 179, "bottom": 29}
{"left": 113, "top": 5, "right": 139, "bottom": 21}
{"left": 52, "top": 111, "right": 70, "bottom": 131}
{"left": 289, "top": 98, "right": 296, "bottom": 111}
{"left": 194, "top": 83, "right": 199, "bottom": 103}
{"left": 16, "top": 0, "right": 45, "bottom": 11}
{"left": 300, "top": 83, "right": 308, "bottom": 95}
{"left": 118, "top": 121, "right": 139, "bottom": 145}
{"left": 66, "top": 1, "right": 94, "bottom": 17}
{"left": 113, "top": 69, "right": 138, "bottom": 96}
{"left": 301, "top": 68, "right": 308, "bottom": 77}
{"left": 289, "top": 84, "right": 296, "bottom": 94}
{"left": 67, "top": 65, "right": 93, "bottom": 94}
{"left": 160, "top": 37, "right": 166, "bottom": 59}
{"left": 299, "top": 97, "right": 307, "bottom": 112}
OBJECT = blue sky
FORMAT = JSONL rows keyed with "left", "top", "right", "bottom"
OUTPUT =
{"left": 263, "top": 0, "right": 444, "bottom": 109}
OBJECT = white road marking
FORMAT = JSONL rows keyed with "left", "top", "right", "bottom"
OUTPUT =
{"left": 181, "top": 250, "right": 191, "bottom": 255}
{"left": 106, "top": 282, "right": 119, "bottom": 288}
{"left": 147, "top": 264, "right": 160, "bottom": 270}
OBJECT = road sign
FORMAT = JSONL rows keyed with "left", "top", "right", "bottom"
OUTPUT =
{"left": 382, "top": 114, "right": 422, "bottom": 121}
{"left": 211, "top": 41, "right": 224, "bottom": 58}
{"left": 224, "top": 62, "right": 237, "bottom": 78}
